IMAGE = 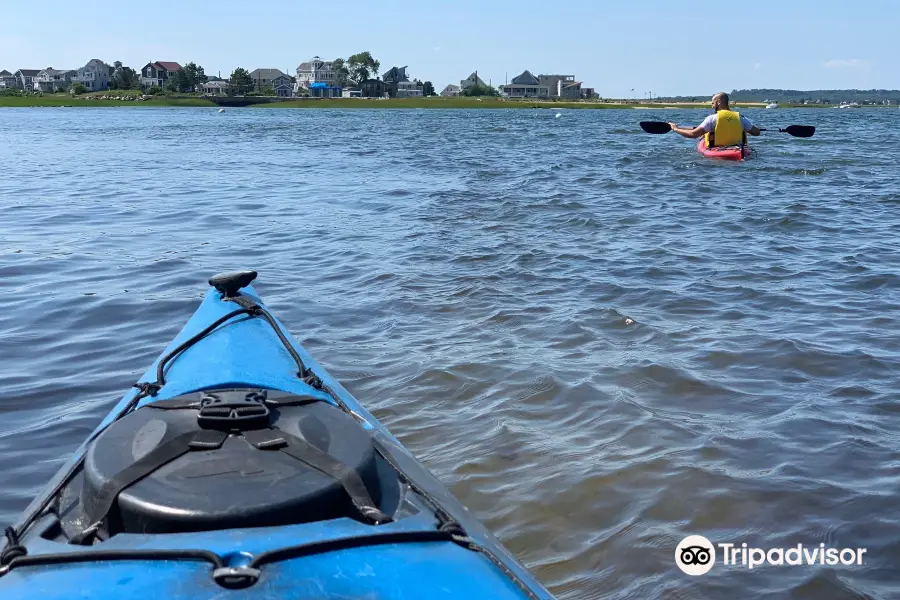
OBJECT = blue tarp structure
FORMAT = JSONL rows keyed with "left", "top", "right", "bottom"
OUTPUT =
{"left": 309, "top": 82, "right": 329, "bottom": 89}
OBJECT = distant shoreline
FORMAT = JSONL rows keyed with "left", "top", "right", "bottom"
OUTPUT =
{"left": 0, "top": 94, "right": 887, "bottom": 110}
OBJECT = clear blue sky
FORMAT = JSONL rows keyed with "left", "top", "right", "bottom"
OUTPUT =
{"left": 2, "top": 0, "right": 896, "bottom": 97}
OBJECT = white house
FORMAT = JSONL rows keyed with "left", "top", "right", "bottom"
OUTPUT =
{"left": 200, "top": 81, "right": 229, "bottom": 96}
{"left": 501, "top": 70, "right": 549, "bottom": 98}
{"left": 441, "top": 84, "right": 460, "bottom": 97}
{"left": 70, "top": 59, "right": 111, "bottom": 91}
{"left": 34, "top": 68, "right": 74, "bottom": 92}
{"left": 295, "top": 56, "right": 341, "bottom": 97}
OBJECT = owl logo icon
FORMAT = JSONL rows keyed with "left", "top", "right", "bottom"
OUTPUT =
{"left": 675, "top": 535, "right": 716, "bottom": 575}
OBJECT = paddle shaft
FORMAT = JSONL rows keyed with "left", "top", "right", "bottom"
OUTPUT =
{"left": 640, "top": 121, "right": 814, "bottom": 138}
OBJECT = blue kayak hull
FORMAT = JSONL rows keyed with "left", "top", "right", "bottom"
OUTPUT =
{"left": 0, "top": 274, "right": 554, "bottom": 599}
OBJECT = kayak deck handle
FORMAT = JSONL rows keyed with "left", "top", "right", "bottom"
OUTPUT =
{"left": 213, "top": 566, "right": 261, "bottom": 590}
{"left": 209, "top": 270, "right": 258, "bottom": 298}
{"left": 197, "top": 391, "right": 272, "bottom": 431}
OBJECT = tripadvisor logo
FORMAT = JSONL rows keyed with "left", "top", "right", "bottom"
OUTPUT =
{"left": 675, "top": 535, "right": 867, "bottom": 576}
{"left": 675, "top": 535, "right": 716, "bottom": 575}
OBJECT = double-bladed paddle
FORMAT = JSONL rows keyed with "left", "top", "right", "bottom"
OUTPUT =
{"left": 758, "top": 125, "right": 816, "bottom": 137}
{"left": 639, "top": 121, "right": 816, "bottom": 138}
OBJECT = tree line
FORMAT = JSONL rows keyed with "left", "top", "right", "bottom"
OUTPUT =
{"left": 655, "top": 88, "right": 900, "bottom": 104}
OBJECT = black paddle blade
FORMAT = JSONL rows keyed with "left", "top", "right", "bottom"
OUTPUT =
{"left": 782, "top": 125, "right": 816, "bottom": 138}
{"left": 639, "top": 121, "right": 672, "bottom": 134}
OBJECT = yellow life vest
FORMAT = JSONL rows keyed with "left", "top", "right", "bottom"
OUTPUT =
{"left": 705, "top": 109, "right": 745, "bottom": 147}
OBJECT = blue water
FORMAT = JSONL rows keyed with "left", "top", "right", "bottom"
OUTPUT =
{"left": 1, "top": 106, "right": 899, "bottom": 599}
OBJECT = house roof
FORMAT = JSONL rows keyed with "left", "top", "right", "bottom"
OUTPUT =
{"left": 298, "top": 56, "right": 334, "bottom": 72}
{"left": 41, "top": 68, "right": 73, "bottom": 76}
{"left": 443, "top": 84, "right": 460, "bottom": 91}
{"left": 382, "top": 66, "right": 409, "bottom": 82}
{"left": 0, "top": 70, "right": 11, "bottom": 77}
{"left": 16, "top": 69, "right": 40, "bottom": 77}
{"left": 249, "top": 68, "right": 286, "bottom": 80}
{"left": 510, "top": 70, "right": 539, "bottom": 85}
{"left": 154, "top": 61, "right": 181, "bottom": 72}
{"left": 297, "top": 62, "right": 332, "bottom": 72}
{"left": 204, "top": 81, "right": 229, "bottom": 87}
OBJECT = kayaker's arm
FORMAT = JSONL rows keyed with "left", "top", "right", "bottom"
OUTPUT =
{"left": 668, "top": 123, "right": 707, "bottom": 139}
{"left": 741, "top": 115, "right": 762, "bottom": 136}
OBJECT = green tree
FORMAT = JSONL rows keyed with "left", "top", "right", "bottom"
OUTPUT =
{"left": 168, "top": 63, "right": 208, "bottom": 92}
{"left": 332, "top": 58, "right": 351, "bottom": 87}
{"left": 347, "top": 52, "right": 380, "bottom": 82}
{"left": 71, "top": 83, "right": 88, "bottom": 95}
{"left": 111, "top": 66, "right": 138, "bottom": 90}
{"left": 422, "top": 81, "right": 435, "bottom": 96}
{"left": 229, "top": 67, "right": 254, "bottom": 95}
{"left": 184, "top": 62, "right": 207, "bottom": 88}
{"left": 462, "top": 84, "right": 499, "bottom": 97}
{"left": 178, "top": 69, "right": 192, "bottom": 91}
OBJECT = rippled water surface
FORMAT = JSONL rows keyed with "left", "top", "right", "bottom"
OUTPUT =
{"left": 2, "top": 106, "right": 899, "bottom": 598}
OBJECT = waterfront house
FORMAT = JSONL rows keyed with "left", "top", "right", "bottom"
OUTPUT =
{"left": 360, "top": 78, "right": 387, "bottom": 98}
{"left": 70, "top": 59, "right": 111, "bottom": 91}
{"left": 273, "top": 78, "right": 294, "bottom": 97}
{"left": 141, "top": 61, "right": 181, "bottom": 88}
{"left": 501, "top": 70, "right": 549, "bottom": 98}
{"left": 382, "top": 66, "right": 423, "bottom": 98}
{"left": 397, "top": 81, "right": 423, "bottom": 98}
{"left": 460, "top": 72, "right": 486, "bottom": 91}
{"left": 295, "top": 57, "right": 341, "bottom": 97}
{"left": 34, "top": 68, "right": 74, "bottom": 92}
{"left": 200, "top": 81, "right": 229, "bottom": 96}
{"left": 272, "top": 74, "right": 295, "bottom": 97}
{"left": 249, "top": 69, "right": 294, "bottom": 96}
{"left": 14, "top": 69, "right": 40, "bottom": 91}
{"left": 581, "top": 87, "right": 596, "bottom": 99}
{"left": 0, "top": 70, "right": 16, "bottom": 88}
{"left": 538, "top": 74, "right": 582, "bottom": 99}
{"left": 441, "top": 84, "right": 460, "bottom": 97}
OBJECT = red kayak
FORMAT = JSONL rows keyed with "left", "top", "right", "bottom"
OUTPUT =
{"left": 696, "top": 138, "right": 751, "bottom": 161}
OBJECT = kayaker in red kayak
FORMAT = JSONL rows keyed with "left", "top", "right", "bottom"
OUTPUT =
{"left": 668, "top": 92, "right": 761, "bottom": 147}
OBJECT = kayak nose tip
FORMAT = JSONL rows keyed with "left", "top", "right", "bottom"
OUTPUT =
{"left": 209, "top": 270, "right": 258, "bottom": 298}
